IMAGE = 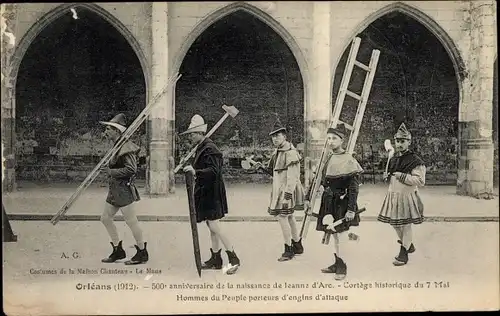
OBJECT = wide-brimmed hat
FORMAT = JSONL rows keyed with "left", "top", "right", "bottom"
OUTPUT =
{"left": 269, "top": 116, "right": 287, "bottom": 136}
{"left": 327, "top": 123, "right": 348, "bottom": 139}
{"left": 394, "top": 122, "right": 411, "bottom": 140}
{"left": 179, "top": 114, "right": 208, "bottom": 135}
{"left": 99, "top": 113, "right": 127, "bottom": 133}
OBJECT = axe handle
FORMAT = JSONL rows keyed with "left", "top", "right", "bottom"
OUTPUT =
{"left": 384, "top": 156, "right": 391, "bottom": 174}
{"left": 332, "top": 207, "right": 366, "bottom": 227}
{"left": 321, "top": 207, "right": 366, "bottom": 245}
{"left": 384, "top": 150, "right": 394, "bottom": 175}
{"left": 321, "top": 232, "right": 331, "bottom": 244}
{"left": 246, "top": 157, "right": 263, "bottom": 168}
{"left": 174, "top": 112, "right": 231, "bottom": 173}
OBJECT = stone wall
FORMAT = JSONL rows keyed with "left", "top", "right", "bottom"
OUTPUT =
{"left": 174, "top": 10, "right": 304, "bottom": 167}
{"left": 3, "top": 2, "right": 496, "bottom": 192}
{"left": 331, "top": 12, "right": 460, "bottom": 183}
{"left": 14, "top": 6, "right": 147, "bottom": 182}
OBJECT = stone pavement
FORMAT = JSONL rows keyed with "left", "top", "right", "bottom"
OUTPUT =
{"left": 2, "top": 182, "right": 499, "bottom": 222}
{"left": 3, "top": 221, "right": 499, "bottom": 314}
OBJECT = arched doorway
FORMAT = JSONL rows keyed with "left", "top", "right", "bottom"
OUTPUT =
{"left": 175, "top": 9, "right": 304, "bottom": 182}
{"left": 333, "top": 10, "right": 460, "bottom": 185}
{"left": 14, "top": 6, "right": 147, "bottom": 184}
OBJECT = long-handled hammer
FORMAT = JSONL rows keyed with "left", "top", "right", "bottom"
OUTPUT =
{"left": 174, "top": 105, "right": 239, "bottom": 173}
{"left": 384, "top": 139, "right": 395, "bottom": 179}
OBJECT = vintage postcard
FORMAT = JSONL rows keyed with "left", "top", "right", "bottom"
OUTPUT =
{"left": 2, "top": 1, "right": 499, "bottom": 314}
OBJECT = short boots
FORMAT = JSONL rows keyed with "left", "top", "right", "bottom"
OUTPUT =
{"left": 125, "top": 242, "right": 149, "bottom": 265}
{"left": 333, "top": 255, "right": 347, "bottom": 281}
{"left": 224, "top": 250, "right": 241, "bottom": 275}
{"left": 397, "top": 240, "right": 415, "bottom": 253}
{"left": 292, "top": 238, "right": 304, "bottom": 255}
{"left": 202, "top": 248, "right": 223, "bottom": 270}
{"left": 321, "top": 264, "right": 336, "bottom": 274}
{"left": 226, "top": 250, "right": 240, "bottom": 266}
{"left": 393, "top": 245, "right": 409, "bottom": 266}
{"left": 102, "top": 241, "right": 126, "bottom": 263}
{"left": 278, "top": 244, "right": 295, "bottom": 262}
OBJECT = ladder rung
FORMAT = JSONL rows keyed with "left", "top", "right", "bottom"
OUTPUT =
{"left": 354, "top": 61, "right": 370, "bottom": 72}
{"left": 338, "top": 121, "right": 354, "bottom": 131}
{"left": 346, "top": 90, "right": 362, "bottom": 101}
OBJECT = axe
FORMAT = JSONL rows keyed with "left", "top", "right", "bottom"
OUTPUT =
{"left": 321, "top": 207, "right": 367, "bottom": 244}
{"left": 241, "top": 155, "right": 263, "bottom": 170}
{"left": 384, "top": 139, "right": 395, "bottom": 179}
{"left": 175, "top": 105, "right": 239, "bottom": 173}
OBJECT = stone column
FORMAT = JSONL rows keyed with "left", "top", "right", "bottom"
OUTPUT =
{"left": 304, "top": 2, "right": 332, "bottom": 186}
{"left": 148, "top": 2, "right": 173, "bottom": 196}
{"left": 457, "top": 1, "right": 496, "bottom": 198}
{"left": 1, "top": 4, "right": 17, "bottom": 193}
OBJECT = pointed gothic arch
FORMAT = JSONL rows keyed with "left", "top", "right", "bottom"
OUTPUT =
{"left": 331, "top": 2, "right": 466, "bottom": 185}
{"left": 10, "top": 3, "right": 150, "bottom": 98}
{"left": 332, "top": 2, "right": 466, "bottom": 100}
{"left": 10, "top": 3, "right": 150, "bottom": 183}
{"left": 171, "top": 2, "right": 310, "bottom": 105}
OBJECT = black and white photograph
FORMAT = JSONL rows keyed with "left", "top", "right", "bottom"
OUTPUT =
{"left": 2, "top": 1, "right": 498, "bottom": 314}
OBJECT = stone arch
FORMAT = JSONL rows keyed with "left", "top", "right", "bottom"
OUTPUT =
{"left": 10, "top": 3, "right": 150, "bottom": 100}
{"left": 331, "top": 1, "right": 466, "bottom": 101}
{"left": 171, "top": 1, "right": 310, "bottom": 107}
{"left": 9, "top": 3, "right": 150, "bottom": 185}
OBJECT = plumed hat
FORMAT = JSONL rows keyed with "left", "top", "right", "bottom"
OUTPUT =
{"left": 179, "top": 114, "right": 208, "bottom": 135}
{"left": 394, "top": 122, "right": 411, "bottom": 140}
{"left": 327, "top": 123, "right": 348, "bottom": 139}
{"left": 269, "top": 116, "right": 287, "bottom": 136}
{"left": 99, "top": 113, "right": 127, "bottom": 133}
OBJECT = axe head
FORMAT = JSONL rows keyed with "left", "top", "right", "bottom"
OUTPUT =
{"left": 384, "top": 139, "right": 393, "bottom": 152}
{"left": 222, "top": 105, "right": 239, "bottom": 118}
{"left": 322, "top": 214, "right": 334, "bottom": 225}
{"left": 384, "top": 139, "right": 395, "bottom": 156}
{"left": 240, "top": 155, "right": 256, "bottom": 170}
{"left": 241, "top": 160, "right": 251, "bottom": 170}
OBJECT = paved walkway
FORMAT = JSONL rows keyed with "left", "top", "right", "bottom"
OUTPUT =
{"left": 3, "top": 221, "right": 499, "bottom": 313}
{"left": 3, "top": 182, "right": 498, "bottom": 222}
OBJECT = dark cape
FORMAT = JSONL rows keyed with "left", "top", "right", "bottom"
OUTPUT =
{"left": 106, "top": 141, "right": 141, "bottom": 208}
{"left": 315, "top": 150, "right": 363, "bottom": 233}
{"left": 388, "top": 150, "right": 425, "bottom": 174}
{"left": 192, "top": 138, "right": 229, "bottom": 223}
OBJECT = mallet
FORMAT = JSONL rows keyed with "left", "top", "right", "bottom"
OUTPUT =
{"left": 175, "top": 105, "right": 239, "bottom": 173}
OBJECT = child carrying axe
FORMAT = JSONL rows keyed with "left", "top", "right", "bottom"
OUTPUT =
{"left": 304, "top": 123, "right": 364, "bottom": 281}
{"left": 247, "top": 117, "right": 305, "bottom": 262}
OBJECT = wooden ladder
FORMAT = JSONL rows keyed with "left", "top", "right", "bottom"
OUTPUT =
{"left": 50, "top": 73, "right": 182, "bottom": 225}
{"left": 299, "top": 37, "right": 380, "bottom": 239}
{"left": 331, "top": 37, "right": 380, "bottom": 155}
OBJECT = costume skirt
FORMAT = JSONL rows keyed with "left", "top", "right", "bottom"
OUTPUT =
{"left": 197, "top": 208, "right": 225, "bottom": 223}
{"left": 316, "top": 190, "right": 359, "bottom": 233}
{"left": 378, "top": 191, "right": 424, "bottom": 226}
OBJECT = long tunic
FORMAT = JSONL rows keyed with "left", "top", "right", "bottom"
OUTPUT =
{"left": 314, "top": 150, "right": 363, "bottom": 233}
{"left": 106, "top": 141, "right": 141, "bottom": 208}
{"left": 265, "top": 141, "right": 305, "bottom": 216}
{"left": 192, "top": 138, "right": 229, "bottom": 223}
{"left": 378, "top": 150, "right": 425, "bottom": 226}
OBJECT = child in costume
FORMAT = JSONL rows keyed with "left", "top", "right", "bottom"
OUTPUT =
{"left": 305, "top": 124, "right": 363, "bottom": 280}
{"left": 254, "top": 117, "right": 305, "bottom": 261}
{"left": 378, "top": 123, "right": 425, "bottom": 266}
